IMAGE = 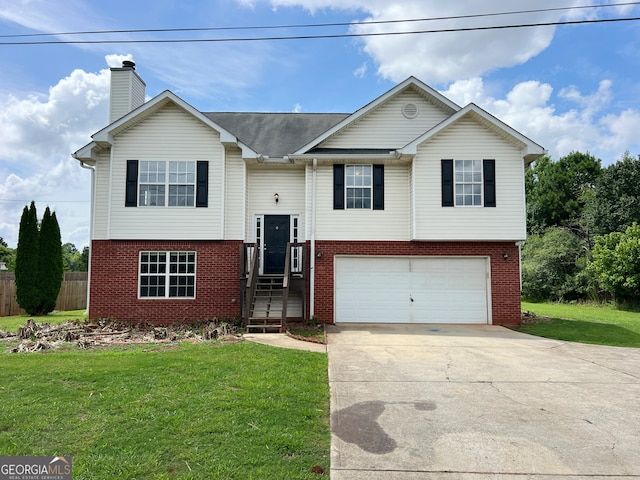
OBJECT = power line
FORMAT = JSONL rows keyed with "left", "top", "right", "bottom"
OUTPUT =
{"left": 0, "top": 199, "right": 89, "bottom": 203}
{"left": 0, "top": 16, "right": 638, "bottom": 45}
{"left": 0, "top": 2, "right": 638, "bottom": 39}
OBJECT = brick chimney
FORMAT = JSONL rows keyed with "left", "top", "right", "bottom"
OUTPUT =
{"left": 109, "top": 60, "right": 146, "bottom": 123}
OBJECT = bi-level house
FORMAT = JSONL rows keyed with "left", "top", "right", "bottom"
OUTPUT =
{"left": 73, "top": 61, "right": 544, "bottom": 330}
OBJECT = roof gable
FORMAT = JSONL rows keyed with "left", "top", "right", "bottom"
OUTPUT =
{"left": 293, "top": 77, "right": 460, "bottom": 155}
{"left": 401, "top": 103, "right": 545, "bottom": 163}
{"left": 75, "top": 91, "right": 259, "bottom": 160}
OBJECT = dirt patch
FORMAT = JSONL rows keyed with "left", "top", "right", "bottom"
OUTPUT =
{"left": 2, "top": 318, "right": 239, "bottom": 353}
{"left": 521, "top": 311, "right": 552, "bottom": 325}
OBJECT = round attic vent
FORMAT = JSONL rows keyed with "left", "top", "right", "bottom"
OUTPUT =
{"left": 402, "top": 103, "right": 418, "bottom": 119}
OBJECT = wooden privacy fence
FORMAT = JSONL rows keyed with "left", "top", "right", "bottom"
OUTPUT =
{"left": 0, "top": 272, "right": 88, "bottom": 317}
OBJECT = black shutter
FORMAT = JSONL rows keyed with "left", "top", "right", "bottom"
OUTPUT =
{"left": 333, "top": 164, "right": 344, "bottom": 210}
{"left": 441, "top": 159, "right": 454, "bottom": 207}
{"left": 125, "top": 160, "right": 138, "bottom": 207}
{"left": 483, "top": 159, "right": 496, "bottom": 207}
{"left": 373, "top": 164, "right": 384, "bottom": 210}
{"left": 196, "top": 161, "right": 208, "bottom": 207}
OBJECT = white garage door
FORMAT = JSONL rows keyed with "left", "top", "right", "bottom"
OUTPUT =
{"left": 335, "top": 257, "right": 490, "bottom": 324}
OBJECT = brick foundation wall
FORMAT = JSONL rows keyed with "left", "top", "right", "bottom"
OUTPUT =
{"left": 89, "top": 240, "right": 242, "bottom": 325}
{"left": 313, "top": 241, "right": 521, "bottom": 326}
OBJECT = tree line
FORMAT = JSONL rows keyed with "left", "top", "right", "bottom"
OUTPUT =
{"left": 0, "top": 238, "right": 88, "bottom": 272}
{"left": 523, "top": 151, "right": 640, "bottom": 306}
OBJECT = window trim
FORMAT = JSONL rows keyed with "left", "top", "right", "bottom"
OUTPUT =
{"left": 333, "top": 163, "right": 384, "bottom": 210}
{"left": 441, "top": 159, "right": 496, "bottom": 208}
{"left": 138, "top": 251, "right": 197, "bottom": 299}
{"left": 125, "top": 160, "right": 208, "bottom": 208}
{"left": 138, "top": 160, "right": 196, "bottom": 207}
{"left": 454, "top": 159, "right": 483, "bottom": 207}
{"left": 346, "top": 164, "right": 373, "bottom": 209}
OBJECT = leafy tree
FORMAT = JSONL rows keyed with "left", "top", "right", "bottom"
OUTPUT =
{"left": 522, "top": 227, "right": 586, "bottom": 302}
{"left": 0, "top": 237, "right": 15, "bottom": 271}
{"left": 526, "top": 152, "right": 602, "bottom": 235}
{"left": 61, "top": 243, "right": 89, "bottom": 271}
{"left": 37, "top": 208, "right": 63, "bottom": 314}
{"left": 586, "top": 152, "right": 640, "bottom": 236}
{"left": 80, "top": 246, "right": 89, "bottom": 272}
{"left": 589, "top": 223, "right": 640, "bottom": 304}
{"left": 15, "top": 202, "right": 41, "bottom": 315}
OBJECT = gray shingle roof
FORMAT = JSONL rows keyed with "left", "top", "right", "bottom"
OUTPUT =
{"left": 204, "top": 112, "right": 349, "bottom": 158}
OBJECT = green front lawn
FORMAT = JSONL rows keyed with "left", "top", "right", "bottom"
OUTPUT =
{"left": 517, "top": 301, "right": 640, "bottom": 347}
{"left": 0, "top": 341, "right": 330, "bottom": 479}
{"left": 0, "top": 309, "right": 86, "bottom": 332}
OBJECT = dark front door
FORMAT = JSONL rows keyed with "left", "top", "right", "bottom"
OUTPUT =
{"left": 264, "top": 215, "right": 290, "bottom": 275}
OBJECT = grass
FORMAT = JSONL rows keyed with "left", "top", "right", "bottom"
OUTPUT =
{"left": 0, "top": 309, "right": 86, "bottom": 332}
{"left": 517, "top": 301, "right": 640, "bottom": 347}
{"left": 0, "top": 340, "right": 330, "bottom": 479}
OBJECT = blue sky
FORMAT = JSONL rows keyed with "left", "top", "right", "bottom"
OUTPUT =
{"left": 0, "top": 0, "right": 639, "bottom": 248}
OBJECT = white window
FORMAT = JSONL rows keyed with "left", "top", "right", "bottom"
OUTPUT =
{"left": 139, "top": 251, "right": 196, "bottom": 298}
{"left": 455, "top": 160, "right": 482, "bottom": 206}
{"left": 139, "top": 161, "right": 195, "bottom": 207}
{"left": 346, "top": 165, "right": 372, "bottom": 209}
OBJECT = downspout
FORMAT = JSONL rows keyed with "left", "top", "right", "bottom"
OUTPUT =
{"left": 516, "top": 241, "right": 524, "bottom": 292}
{"left": 77, "top": 159, "right": 95, "bottom": 315}
{"left": 310, "top": 158, "right": 317, "bottom": 318}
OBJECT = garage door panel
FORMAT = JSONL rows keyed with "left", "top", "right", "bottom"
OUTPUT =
{"left": 335, "top": 257, "right": 489, "bottom": 324}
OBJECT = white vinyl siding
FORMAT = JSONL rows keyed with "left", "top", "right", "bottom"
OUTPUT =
{"left": 109, "top": 69, "right": 145, "bottom": 123}
{"left": 412, "top": 118, "right": 526, "bottom": 240}
{"left": 108, "top": 103, "right": 225, "bottom": 240}
{"left": 319, "top": 89, "right": 450, "bottom": 149}
{"left": 246, "top": 165, "right": 306, "bottom": 241}
{"left": 93, "top": 151, "right": 111, "bottom": 239}
{"left": 315, "top": 162, "right": 409, "bottom": 240}
{"left": 224, "top": 147, "right": 245, "bottom": 240}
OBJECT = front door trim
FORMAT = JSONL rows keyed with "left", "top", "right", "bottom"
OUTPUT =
{"left": 255, "top": 214, "right": 300, "bottom": 275}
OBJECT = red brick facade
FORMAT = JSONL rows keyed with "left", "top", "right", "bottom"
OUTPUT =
{"left": 312, "top": 241, "right": 522, "bottom": 326}
{"left": 89, "top": 240, "right": 242, "bottom": 325}
{"left": 89, "top": 239, "right": 521, "bottom": 326}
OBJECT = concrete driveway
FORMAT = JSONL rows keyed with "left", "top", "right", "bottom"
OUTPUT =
{"left": 327, "top": 324, "right": 640, "bottom": 479}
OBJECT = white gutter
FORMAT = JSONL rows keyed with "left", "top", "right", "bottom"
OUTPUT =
{"left": 76, "top": 157, "right": 95, "bottom": 315}
{"left": 516, "top": 241, "right": 524, "bottom": 292}
{"left": 310, "top": 158, "right": 318, "bottom": 318}
{"left": 287, "top": 153, "right": 399, "bottom": 162}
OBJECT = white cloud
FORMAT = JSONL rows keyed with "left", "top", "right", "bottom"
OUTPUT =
{"left": 0, "top": 68, "right": 109, "bottom": 172}
{"left": 268, "top": 0, "right": 616, "bottom": 84}
{"left": 0, "top": 60, "right": 111, "bottom": 248}
{"left": 105, "top": 54, "right": 135, "bottom": 69}
{"left": 292, "top": 103, "right": 303, "bottom": 113}
{"left": 353, "top": 62, "right": 367, "bottom": 78}
{"left": 440, "top": 77, "right": 640, "bottom": 164}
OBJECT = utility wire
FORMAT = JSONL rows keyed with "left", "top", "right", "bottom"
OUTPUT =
{"left": 0, "top": 2, "right": 637, "bottom": 39}
{"left": 0, "top": 16, "right": 638, "bottom": 45}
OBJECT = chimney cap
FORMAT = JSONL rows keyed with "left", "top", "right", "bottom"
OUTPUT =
{"left": 122, "top": 60, "right": 136, "bottom": 69}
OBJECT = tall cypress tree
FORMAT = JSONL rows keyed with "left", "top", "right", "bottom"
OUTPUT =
{"left": 37, "top": 208, "right": 63, "bottom": 314}
{"left": 15, "top": 201, "right": 40, "bottom": 315}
